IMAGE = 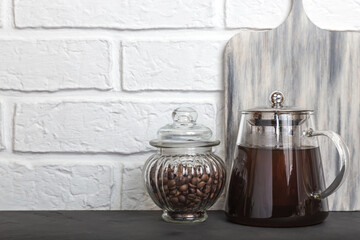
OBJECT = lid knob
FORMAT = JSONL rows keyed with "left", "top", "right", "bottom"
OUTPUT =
{"left": 270, "top": 91, "right": 284, "bottom": 108}
{"left": 172, "top": 107, "right": 198, "bottom": 124}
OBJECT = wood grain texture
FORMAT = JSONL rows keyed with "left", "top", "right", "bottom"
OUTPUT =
{"left": 225, "top": 0, "right": 359, "bottom": 211}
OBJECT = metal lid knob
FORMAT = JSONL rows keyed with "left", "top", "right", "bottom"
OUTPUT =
{"left": 270, "top": 91, "right": 284, "bottom": 108}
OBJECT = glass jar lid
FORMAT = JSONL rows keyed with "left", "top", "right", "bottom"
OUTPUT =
{"left": 150, "top": 107, "right": 220, "bottom": 148}
{"left": 243, "top": 91, "right": 313, "bottom": 126}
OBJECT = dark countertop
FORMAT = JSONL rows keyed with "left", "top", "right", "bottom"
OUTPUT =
{"left": 1, "top": 211, "right": 359, "bottom": 240}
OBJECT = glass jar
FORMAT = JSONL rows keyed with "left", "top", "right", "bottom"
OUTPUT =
{"left": 143, "top": 107, "right": 226, "bottom": 223}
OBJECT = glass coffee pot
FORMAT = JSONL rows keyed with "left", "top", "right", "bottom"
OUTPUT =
{"left": 225, "top": 91, "right": 349, "bottom": 227}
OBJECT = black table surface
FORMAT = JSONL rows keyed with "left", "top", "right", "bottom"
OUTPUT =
{"left": 1, "top": 211, "right": 359, "bottom": 240}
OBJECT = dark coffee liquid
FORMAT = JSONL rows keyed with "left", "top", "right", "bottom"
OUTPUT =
{"left": 226, "top": 146, "right": 329, "bottom": 227}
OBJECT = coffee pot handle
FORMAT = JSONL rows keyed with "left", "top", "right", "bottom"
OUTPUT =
{"left": 305, "top": 129, "right": 350, "bottom": 199}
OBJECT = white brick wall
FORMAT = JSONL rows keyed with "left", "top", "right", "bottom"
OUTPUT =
{"left": 226, "top": 0, "right": 291, "bottom": 29}
{"left": 14, "top": 0, "right": 214, "bottom": 29}
{"left": 14, "top": 101, "right": 215, "bottom": 153}
{"left": 0, "top": 0, "right": 359, "bottom": 210}
{"left": 0, "top": 159, "right": 120, "bottom": 210}
{"left": 0, "top": 104, "right": 4, "bottom": 150}
{"left": 0, "top": 1, "right": 2, "bottom": 27}
{"left": 122, "top": 41, "right": 226, "bottom": 91}
{"left": 0, "top": 40, "right": 111, "bottom": 91}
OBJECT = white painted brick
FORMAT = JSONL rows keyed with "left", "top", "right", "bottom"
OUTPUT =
{"left": 0, "top": 160, "right": 118, "bottom": 210}
{"left": 14, "top": 101, "right": 216, "bottom": 153}
{"left": 303, "top": 0, "right": 360, "bottom": 31}
{"left": 14, "top": 0, "right": 214, "bottom": 29}
{"left": 0, "top": 0, "right": 2, "bottom": 27}
{"left": 226, "top": 0, "right": 360, "bottom": 30}
{"left": 226, "top": 0, "right": 291, "bottom": 29}
{"left": 123, "top": 41, "right": 225, "bottom": 91}
{"left": 121, "top": 161, "right": 159, "bottom": 210}
{"left": 0, "top": 40, "right": 111, "bottom": 91}
{"left": 0, "top": 104, "right": 4, "bottom": 151}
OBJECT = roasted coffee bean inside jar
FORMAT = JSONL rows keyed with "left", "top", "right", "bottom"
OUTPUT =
{"left": 149, "top": 163, "right": 225, "bottom": 212}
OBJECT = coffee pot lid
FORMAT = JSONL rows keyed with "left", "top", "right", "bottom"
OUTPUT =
{"left": 150, "top": 107, "right": 220, "bottom": 148}
{"left": 243, "top": 91, "right": 313, "bottom": 126}
{"left": 243, "top": 91, "right": 313, "bottom": 113}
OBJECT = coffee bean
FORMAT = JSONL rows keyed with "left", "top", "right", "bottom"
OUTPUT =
{"left": 179, "top": 195, "right": 186, "bottom": 203}
{"left": 154, "top": 193, "right": 160, "bottom": 200}
{"left": 194, "top": 197, "right": 201, "bottom": 203}
{"left": 168, "top": 179, "right": 176, "bottom": 187}
{"left": 176, "top": 176, "right": 184, "bottom": 186}
{"left": 176, "top": 165, "right": 184, "bottom": 176}
{"left": 189, "top": 188, "right": 196, "bottom": 194}
{"left": 175, "top": 190, "right": 181, "bottom": 197}
{"left": 170, "top": 189, "right": 176, "bottom": 195}
{"left": 197, "top": 181, "right": 206, "bottom": 189}
{"left": 168, "top": 172, "right": 175, "bottom": 180}
{"left": 214, "top": 179, "right": 218, "bottom": 184}
{"left": 189, "top": 183, "right": 196, "bottom": 188}
{"left": 191, "top": 177, "right": 200, "bottom": 185}
{"left": 179, "top": 184, "right": 188, "bottom": 192}
{"left": 163, "top": 185, "right": 168, "bottom": 191}
{"left": 204, "top": 185, "right": 211, "bottom": 194}
{"left": 196, "top": 189, "right": 203, "bottom": 197}
{"left": 210, "top": 193, "right": 215, "bottom": 199}
{"left": 188, "top": 194, "right": 196, "bottom": 199}
{"left": 170, "top": 197, "right": 179, "bottom": 204}
{"left": 201, "top": 174, "right": 209, "bottom": 182}
{"left": 207, "top": 177, "right": 213, "bottom": 185}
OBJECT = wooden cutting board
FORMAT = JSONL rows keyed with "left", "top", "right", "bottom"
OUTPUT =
{"left": 225, "top": 0, "right": 359, "bottom": 211}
